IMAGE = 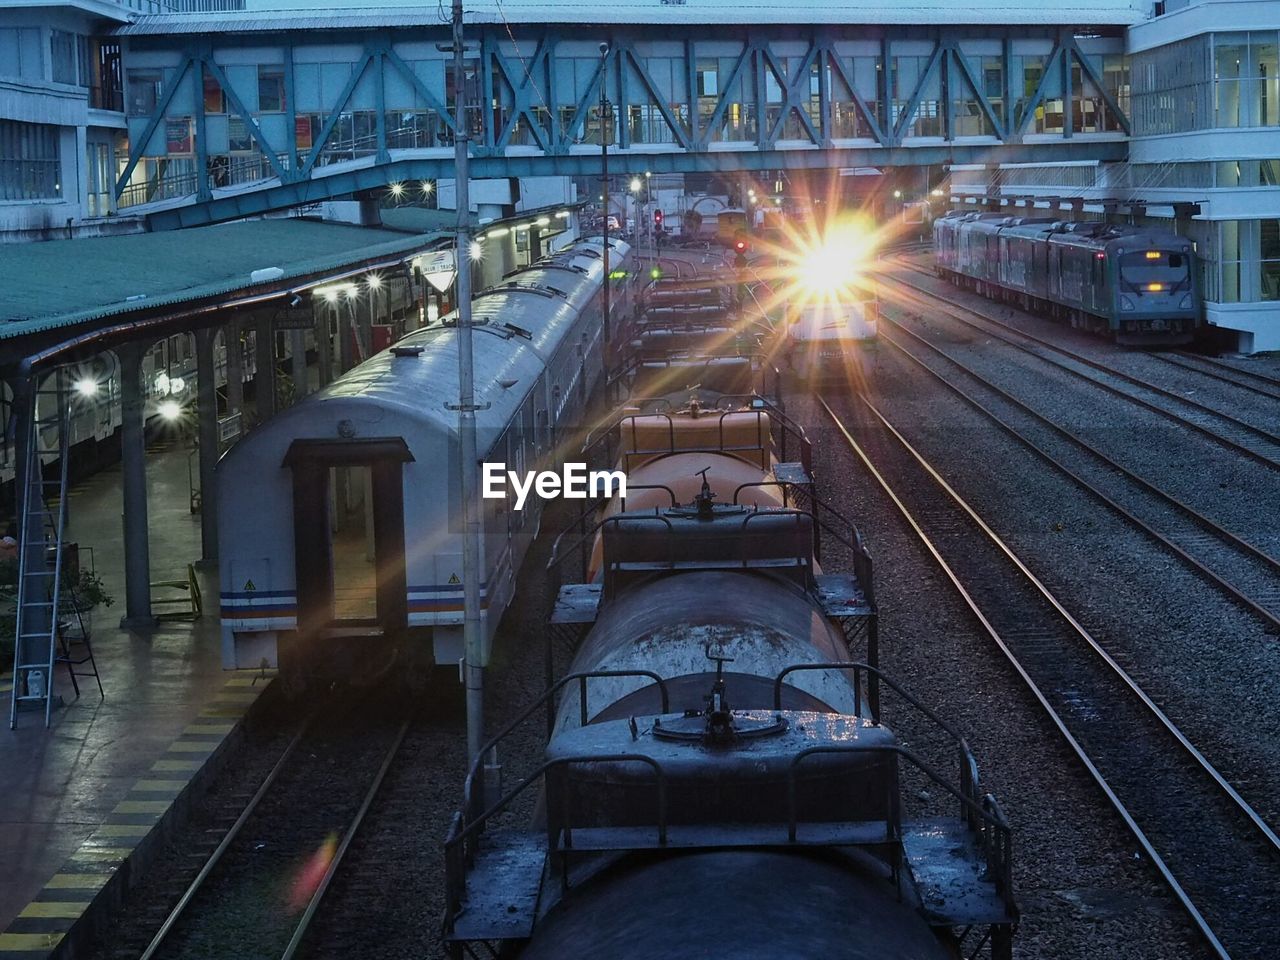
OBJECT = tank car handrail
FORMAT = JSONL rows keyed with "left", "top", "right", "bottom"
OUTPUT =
{"left": 460, "top": 669, "right": 671, "bottom": 826}
{"left": 549, "top": 482, "right": 680, "bottom": 581}
{"left": 772, "top": 662, "right": 971, "bottom": 751}
{"left": 457, "top": 753, "right": 669, "bottom": 851}
{"left": 446, "top": 753, "right": 670, "bottom": 923}
{"left": 738, "top": 510, "right": 813, "bottom": 576}
{"left": 785, "top": 744, "right": 1014, "bottom": 908}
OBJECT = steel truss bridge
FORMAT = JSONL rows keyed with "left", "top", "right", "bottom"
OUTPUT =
{"left": 115, "top": 17, "right": 1131, "bottom": 228}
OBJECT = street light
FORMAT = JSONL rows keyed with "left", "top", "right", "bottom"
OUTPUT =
{"left": 630, "top": 177, "right": 642, "bottom": 193}
{"left": 598, "top": 40, "right": 613, "bottom": 346}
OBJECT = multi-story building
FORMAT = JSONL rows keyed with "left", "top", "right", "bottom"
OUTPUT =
{"left": 0, "top": 0, "right": 243, "bottom": 242}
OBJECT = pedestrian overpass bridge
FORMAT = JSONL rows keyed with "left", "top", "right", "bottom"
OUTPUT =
{"left": 113, "top": 0, "right": 1147, "bottom": 229}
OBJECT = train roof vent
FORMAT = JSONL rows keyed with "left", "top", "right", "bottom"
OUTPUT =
{"left": 391, "top": 344, "right": 424, "bottom": 358}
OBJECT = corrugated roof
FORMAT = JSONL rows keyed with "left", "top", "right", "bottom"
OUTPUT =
{"left": 0, "top": 219, "right": 444, "bottom": 343}
{"left": 112, "top": 0, "right": 1151, "bottom": 34}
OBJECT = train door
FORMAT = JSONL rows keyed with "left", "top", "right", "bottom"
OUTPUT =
{"left": 285, "top": 439, "right": 412, "bottom": 638}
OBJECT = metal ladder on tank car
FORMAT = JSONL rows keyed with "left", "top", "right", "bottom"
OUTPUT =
{"left": 8, "top": 368, "right": 103, "bottom": 729}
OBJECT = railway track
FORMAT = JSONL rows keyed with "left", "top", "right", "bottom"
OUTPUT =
{"left": 872, "top": 312, "right": 1280, "bottom": 631}
{"left": 883, "top": 263, "right": 1280, "bottom": 469}
{"left": 818, "top": 394, "right": 1280, "bottom": 960}
{"left": 135, "top": 701, "right": 410, "bottom": 960}
{"left": 1154, "top": 351, "right": 1280, "bottom": 402}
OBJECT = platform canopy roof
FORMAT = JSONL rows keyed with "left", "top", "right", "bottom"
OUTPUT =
{"left": 0, "top": 219, "right": 445, "bottom": 357}
{"left": 114, "top": 0, "right": 1152, "bottom": 33}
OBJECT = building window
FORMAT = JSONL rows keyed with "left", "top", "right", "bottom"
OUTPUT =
{"left": 0, "top": 120, "right": 61, "bottom": 200}
{"left": 1262, "top": 220, "right": 1280, "bottom": 301}
{"left": 1213, "top": 32, "right": 1280, "bottom": 128}
{"left": 51, "top": 30, "right": 78, "bottom": 84}
{"left": 129, "top": 70, "right": 163, "bottom": 116}
{"left": 203, "top": 72, "right": 225, "bottom": 114}
{"left": 90, "top": 41, "right": 123, "bottom": 111}
{"left": 258, "top": 67, "right": 285, "bottom": 112}
{"left": 86, "top": 140, "right": 113, "bottom": 217}
{"left": 0, "top": 27, "right": 44, "bottom": 81}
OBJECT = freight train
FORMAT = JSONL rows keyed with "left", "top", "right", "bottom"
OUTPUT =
{"left": 933, "top": 211, "right": 1200, "bottom": 344}
{"left": 215, "top": 236, "right": 637, "bottom": 682}
{"left": 443, "top": 352, "right": 1017, "bottom": 958}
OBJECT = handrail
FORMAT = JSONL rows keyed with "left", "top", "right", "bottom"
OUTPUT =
{"left": 460, "top": 670, "right": 671, "bottom": 825}
{"left": 546, "top": 482, "right": 679, "bottom": 583}
{"left": 772, "top": 662, "right": 968, "bottom": 746}
{"left": 739, "top": 509, "right": 812, "bottom": 577}
{"left": 451, "top": 752, "right": 669, "bottom": 858}
{"left": 784, "top": 744, "right": 1014, "bottom": 908}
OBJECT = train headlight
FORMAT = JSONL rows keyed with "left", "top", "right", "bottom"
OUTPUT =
{"left": 158, "top": 400, "right": 182, "bottom": 421}
{"left": 1120, "top": 296, "right": 1136, "bottom": 311}
{"left": 75, "top": 378, "right": 98, "bottom": 398}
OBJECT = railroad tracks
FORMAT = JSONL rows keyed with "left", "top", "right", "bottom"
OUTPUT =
{"left": 871, "top": 311, "right": 1280, "bottom": 631}
{"left": 819, "top": 394, "right": 1280, "bottom": 960}
{"left": 883, "top": 263, "right": 1280, "bottom": 469}
{"left": 136, "top": 703, "right": 410, "bottom": 960}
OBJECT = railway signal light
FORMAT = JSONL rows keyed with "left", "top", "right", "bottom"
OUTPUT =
{"left": 654, "top": 209, "right": 664, "bottom": 228}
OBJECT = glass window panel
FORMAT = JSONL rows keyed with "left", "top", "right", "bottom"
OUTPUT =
{"left": 258, "top": 67, "right": 285, "bottom": 112}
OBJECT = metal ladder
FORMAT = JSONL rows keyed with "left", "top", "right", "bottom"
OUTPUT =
{"left": 8, "top": 369, "right": 103, "bottom": 729}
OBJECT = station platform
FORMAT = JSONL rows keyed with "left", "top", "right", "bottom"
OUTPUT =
{"left": 0, "top": 434, "right": 274, "bottom": 958}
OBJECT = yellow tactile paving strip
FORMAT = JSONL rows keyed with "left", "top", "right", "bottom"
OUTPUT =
{"left": 0, "top": 669, "right": 275, "bottom": 960}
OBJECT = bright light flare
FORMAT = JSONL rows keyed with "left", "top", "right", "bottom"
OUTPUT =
{"left": 790, "top": 222, "right": 877, "bottom": 299}
{"left": 75, "top": 378, "right": 98, "bottom": 398}
{"left": 287, "top": 833, "right": 338, "bottom": 913}
{"left": 389, "top": 181, "right": 405, "bottom": 198}
{"left": 158, "top": 400, "right": 182, "bottom": 421}
{"left": 366, "top": 273, "right": 382, "bottom": 291}
{"left": 468, "top": 240, "right": 484, "bottom": 261}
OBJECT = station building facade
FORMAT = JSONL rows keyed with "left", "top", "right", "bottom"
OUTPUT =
{"left": 0, "top": 0, "right": 244, "bottom": 241}
{"left": 953, "top": 0, "right": 1280, "bottom": 353}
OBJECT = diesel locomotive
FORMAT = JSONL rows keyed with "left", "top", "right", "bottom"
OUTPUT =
{"left": 933, "top": 211, "right": 1201, "bottom": 344}
{"left": 442, "top": 310, "right": 1017, "bottom": 957}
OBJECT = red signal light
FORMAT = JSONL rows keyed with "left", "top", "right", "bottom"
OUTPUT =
{"left": 734, "top": 239, "right": 748, "bottom": 253}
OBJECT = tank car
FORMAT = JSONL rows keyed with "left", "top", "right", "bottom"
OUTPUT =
{"left": 216, "top": 237, "right": 636, "bottom": 683}
{"left": 443, "top": 480, "right": 1017, "bottom": 959}
{"left": 934, "top": 211, "right": 1201, "bottom": 344}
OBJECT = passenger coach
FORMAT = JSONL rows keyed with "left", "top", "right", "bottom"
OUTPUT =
{"left": 216, "top": 237, "right": 636, "bottom": 683}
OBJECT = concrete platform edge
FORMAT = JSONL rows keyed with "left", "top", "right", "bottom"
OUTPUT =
{"left": 0, "top": 669, "right": 278, "bottom": 960}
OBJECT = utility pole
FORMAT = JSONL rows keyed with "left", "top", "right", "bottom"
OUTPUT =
{"left": 598, "top": 42, "right": 611, "bottom": 347}
{"left": 452, "top": 0, "right": 484, "bottom": 765}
